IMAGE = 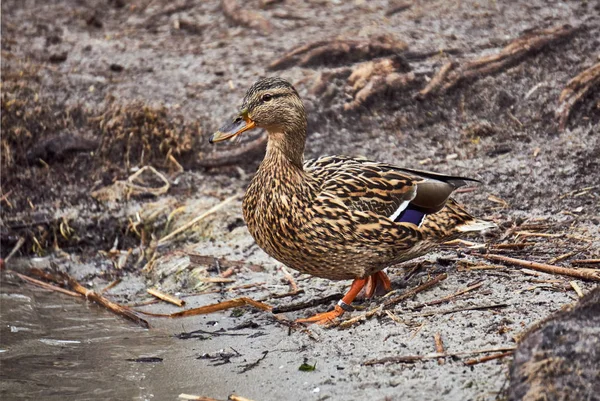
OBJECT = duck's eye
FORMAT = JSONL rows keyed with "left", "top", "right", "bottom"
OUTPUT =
{"left": 261, "top": 94, "right": 273, "bottom": 102}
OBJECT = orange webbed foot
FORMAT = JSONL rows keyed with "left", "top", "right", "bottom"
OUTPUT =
{"left": 296, "top": 305, "right": 344, "bottom": 325}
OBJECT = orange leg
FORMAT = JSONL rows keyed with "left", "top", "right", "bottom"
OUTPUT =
{"left": 296, "top": 271, "right": 393, "bottom": 325}
{"left": 296, "top": 278, "right": 367, "bottom": 325}
{"left": 364, "top": 271, "right": 392, "bottom": 298}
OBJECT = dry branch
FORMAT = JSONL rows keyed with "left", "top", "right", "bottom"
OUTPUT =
{"left": 269, "top": 36, "right": 408, "bottom": 70}
{"left": 221, "top": 0, "right": 272, "bottom": 35}
{"left": 419, "top": 24, "right": 581, "bottom": 97}
{"left": 363, "top": 346, "right": 516, "bottom": 366}
{"left": 556, "top": 62, "right": 600, "bottom": 130}
{"left": 482, "top": 254, "right": 600, "bottom": 282}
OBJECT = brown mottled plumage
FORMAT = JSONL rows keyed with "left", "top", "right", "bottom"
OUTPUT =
{"left": 211, "top": 77, "right": 495, "bottom": 324}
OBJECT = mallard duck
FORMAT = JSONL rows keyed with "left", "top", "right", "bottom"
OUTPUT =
{"left": 210, "top": 77, "right": 495, "bottom": 324}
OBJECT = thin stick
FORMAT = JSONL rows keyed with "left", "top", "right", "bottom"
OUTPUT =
{"left": 100, "top": 279, "right": 122, "bottom": 294}
{"left": 482, "top": 254, "right": 600, "bottom": 282}
{"left": 4, "top": 237, "right": 25, "bottom": 265}
{"left": 10, "top": 270, "right": 81, "bottom": 297}
{"left": 147, "top": 288, "right": 186, "bottom": 307}
{"left": 411, "top": 303, "right": 509, "bottom": 317}
{"left": 138, "top": 297, "right": 272, "bottom": 317}
{"left": 411, "top": 280, "right": 484, "bottom": 309}
{"left": 464, "top": 351, "right": 514, "bottom": 366}
{"left": 338, "top": 273, "right": 447, "bottom": 328}
{"left": 178, "top": 395, "right": 220, "bottom": 401}
{"left": 271, "top": 293, "right": 344, "bottom": 314}
{"left": 158, "top": 195, "right": 238, "bottom": 244}
{"left": 363, "top": 346, "right": 516, "bottom": 366}
{"left": 434, "top": 333, "right": 445, "bottom": 365}
{"left": 571, "top": 259, "right": 600, "bottom": 266}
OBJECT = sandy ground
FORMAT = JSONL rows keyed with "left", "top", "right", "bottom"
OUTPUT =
{"left": 1, "top": 0, "right": 600, "bottom": 400}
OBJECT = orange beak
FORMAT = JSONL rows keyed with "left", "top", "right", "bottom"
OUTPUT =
{"left": 210, "top": 110, "right": 257, "bottom": 143}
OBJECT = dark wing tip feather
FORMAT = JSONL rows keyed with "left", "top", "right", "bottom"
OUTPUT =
{"left": 391, "top": 167, "right": 481, "bottom": 188}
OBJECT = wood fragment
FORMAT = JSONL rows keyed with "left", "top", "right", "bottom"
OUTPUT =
{"left": 363, "top": 346, "right": 517, "bottom": 366}
{"left": 158, "top": 195, "right": 238, "bottom": 244}
{"left": 338, "top": 273, "right": 447, "bottom": 328}
{"left": 569, "top": 281, "right": 584, "bottom": 298}
{"left": 556, "top": 62, "right": 600, "bottom": 130}
{"left": 229, "top": 395, "right": 257, "bottom": 401}
{"left": 464, "top": 351, "right": 514, "bottom": 366}
{"left": 434, "top": 333, "right": 445, "bottom": 365}
{"left": 419, "top": 24, "right": 581, "bottom": 97}
{"left": 147, "top": 288, "right": 186, "bottom": 307}
{"left": 138, "top": 297, "right": 272, "bottom": 318}
{"left": 482, "top": 254, "right": 600, "bottom": 282}
{"left": 3, "top": 237, "right": 25, "bottom": 265}
{"left": 221, "top": 0, "right": 272, "bottom": 35}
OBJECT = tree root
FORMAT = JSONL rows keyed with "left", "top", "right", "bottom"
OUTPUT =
{"left": 556, "top": 62, "right": 600, "bottom": 131}
{"left": 419, "top": 24, "right": 582, "bottom": 98}
{"left": 269, "top": 35, "right": 408, "bottom": 70}
{"left": 221, "top": 0, "right": 272, "bottom": 36}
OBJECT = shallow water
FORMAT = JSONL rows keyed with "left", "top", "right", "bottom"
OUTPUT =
{"left": 0, "top": 274, "right": 171, "bottom": 401}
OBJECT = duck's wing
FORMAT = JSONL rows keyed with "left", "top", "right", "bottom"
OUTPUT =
{"left": 304, "top": 156, "right": 478, "bottom": 222}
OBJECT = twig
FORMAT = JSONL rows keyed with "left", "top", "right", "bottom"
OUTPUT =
{"left": 178, "top": 394, "right": 221, "bottom": 401}
{"left": 147, "top": 288, "right": 186, "bottom": 307}
{"left": 410, "top": 280, "right": 484, "bottom": 309}
{"left": 434, "top": 333, "right": 445, "bottom": 365}
{"left": 239, "top": 350, "right": 268, "bottom": 373}
{"left": 9, "top": 270, "right": 80, "bottom": 297}
{"left": 363, "top": 346, "right": 516, "bottom": 366}
{"left": 158, "top": 195, "right": 238, "bottom": 244}
{"left": 63, "top": 274, "right": 150, "bottom": 328}
{"left": 571, "top": 259, "right": 600, "bottom": 266}
{"left": 3, "top": 237, "right": 25, "bottom": 265}
{"left": 338, "top": 273, "right": 447, "bottom": 328}
{"left": 464, "top": 351, "right": 514, "bottom": 366}
{"left": 271, "top": 293, "right": 344, "bottom": 314}
{"left": 100, "top": 279, "right": 122, "bottom": 294}
{"left": 411, "top": 303, "right": 509, "bottom": 317}
{"left": 482, "top": 254, "right": 600, "bottom": 282}
{"left": 138, "top": 297, "right": 272, "bottom": 317}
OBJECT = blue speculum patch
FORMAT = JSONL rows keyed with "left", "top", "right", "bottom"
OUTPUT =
{"left": 395, "top": 206, "right": 426, "bottom": 226}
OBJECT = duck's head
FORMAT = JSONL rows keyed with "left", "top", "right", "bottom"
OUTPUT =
{"left": 210, "top": 77, "right": 307, "bottom": 144}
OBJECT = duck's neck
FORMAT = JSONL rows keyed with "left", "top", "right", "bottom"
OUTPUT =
{"left": 263, "top": 128, "right": 306, "bottom": 171}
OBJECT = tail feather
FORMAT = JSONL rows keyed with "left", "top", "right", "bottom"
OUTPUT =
{"left": 456, "top": 219, "right": 498, "bottom": 233}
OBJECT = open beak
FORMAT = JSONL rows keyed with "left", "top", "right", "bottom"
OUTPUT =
{"left": 209, "top": 110, "right": 257, "bottom": 143}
